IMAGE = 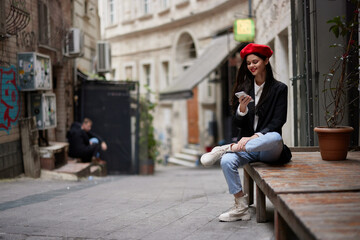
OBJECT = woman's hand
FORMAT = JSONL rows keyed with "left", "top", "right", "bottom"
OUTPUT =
{"left": 239, "top": 95, "right": 253, "bottom": 113}
{"left": 231, "top": 135, "right": 258, "bottom": 152}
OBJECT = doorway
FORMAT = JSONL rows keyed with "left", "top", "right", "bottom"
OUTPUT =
{"left": 187, "top": 87, "right": 199, "bottom": 144}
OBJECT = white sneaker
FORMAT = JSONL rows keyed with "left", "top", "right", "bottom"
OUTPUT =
{"left": 219, "top": 194, "right": 251, "bottom": 222}
{"left": 200, "top": 144, "right": 232, "bottom": 166}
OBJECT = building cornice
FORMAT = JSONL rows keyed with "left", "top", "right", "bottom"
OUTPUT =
{"left": 105, "top": 0, "right": 241, "bottom": 42}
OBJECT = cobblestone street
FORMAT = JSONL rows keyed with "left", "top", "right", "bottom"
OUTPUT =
{"left": 0, "top": 165, "right": 274, "bottom": 240}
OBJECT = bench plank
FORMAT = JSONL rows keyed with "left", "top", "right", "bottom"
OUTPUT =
{"left": 245, "top": 151, "right": 360, "bottom": 194}
{"left": 278, "top": 192, "right": 360, "bottom": 240}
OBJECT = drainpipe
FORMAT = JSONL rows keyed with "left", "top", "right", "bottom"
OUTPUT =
{"left": 248, "top": 0, "right": 252, "bottom": 18}
{"left": 304, "top": 0, "right": 314, "bottom": 146}
{"left": 290, "top": 0, "right": 298, "bottom": 146}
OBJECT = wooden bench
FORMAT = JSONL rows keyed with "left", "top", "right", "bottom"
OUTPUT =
{"left": 243, "top": 151, "right": 360, "bottom": 240}
{"left": 39, "top": 142, "right": 69, "bottom": 170}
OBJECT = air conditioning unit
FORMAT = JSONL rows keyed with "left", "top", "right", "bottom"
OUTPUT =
{"left": 97, "top": 41, "right": 111, "bottom": 73}
{"left": 63, "top": 28, "right": 84, "bottom": 57}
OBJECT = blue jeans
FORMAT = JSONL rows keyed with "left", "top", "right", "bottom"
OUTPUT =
{"left": 220, "top": 132, "right": 283, "bottom": 195}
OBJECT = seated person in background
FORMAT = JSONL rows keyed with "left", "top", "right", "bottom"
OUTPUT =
{"left": 67, "top": 118, "right": 107, "bottom": 164}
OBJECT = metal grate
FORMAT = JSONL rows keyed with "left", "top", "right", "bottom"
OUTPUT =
{"left": 5, "top": 4, "right": 30, "bottom": 35}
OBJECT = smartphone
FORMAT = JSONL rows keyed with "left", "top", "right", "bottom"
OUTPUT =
{"left": 235, "top": 91, "right": 254, "bottom": 102}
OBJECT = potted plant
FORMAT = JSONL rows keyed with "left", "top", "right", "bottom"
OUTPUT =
{"left": 314, "top": 1, "right": 359, "bottom": 160}
{"left": 139, "top": 92, "right": 159, "bottom": 174}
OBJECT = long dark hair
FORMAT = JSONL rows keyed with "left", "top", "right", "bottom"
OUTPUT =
{"left": 230, "top": 52, "right": 276, "bottom": 114}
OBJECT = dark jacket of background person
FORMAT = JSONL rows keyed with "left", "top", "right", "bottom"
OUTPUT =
{"left": 67, "top": 122, "right": 103, "bottom": 162}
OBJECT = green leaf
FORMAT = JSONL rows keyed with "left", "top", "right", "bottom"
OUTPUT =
{"left": 329, "top": 25, "right": 339, "bottom": 38}
{"left": 327, "top": 16, "right": 341, "bottom": 25}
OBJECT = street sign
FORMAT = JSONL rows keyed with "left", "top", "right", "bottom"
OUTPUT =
{"left": 234, "top": 18, "right": 255, "bottom": 42}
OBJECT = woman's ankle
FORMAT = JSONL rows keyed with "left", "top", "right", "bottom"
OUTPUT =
{"left": 234, "top": 191, "right": 245, "bottom": 198}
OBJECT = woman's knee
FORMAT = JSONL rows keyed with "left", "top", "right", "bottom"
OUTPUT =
{"left": 220, "top": 153, "right": 235, "bottom": 170}
{"left": 268, "top": 132, "right": 283, "bottom": 145}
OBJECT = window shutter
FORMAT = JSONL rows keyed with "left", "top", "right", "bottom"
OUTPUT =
{"left": 38, "top": 1, "right": 49, "bottom": 45}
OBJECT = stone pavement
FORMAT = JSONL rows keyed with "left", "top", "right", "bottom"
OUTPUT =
{"left": 0, "top": 165, "right": 275, "bottom": 240}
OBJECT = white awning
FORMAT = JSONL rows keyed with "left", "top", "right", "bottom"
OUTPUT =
{"left": 160, "top": 33, "right": 239, "bottom": 100}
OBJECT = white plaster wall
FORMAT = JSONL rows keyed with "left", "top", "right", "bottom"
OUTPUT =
{"left": 254, "top": 0, "right": 293, "bottom": 146}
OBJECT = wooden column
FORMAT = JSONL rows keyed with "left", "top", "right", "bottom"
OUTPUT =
{"left": 256, "top": 184, "right": 267, "bottom": 222}
{"left": 275, "top": 210, "right": 290, "bottom": 240}
{"left": 243, "top": 167, "right": 254, "bottom": 205}
{"left": 19, "top": 117, "right": 40, "bottom": 178}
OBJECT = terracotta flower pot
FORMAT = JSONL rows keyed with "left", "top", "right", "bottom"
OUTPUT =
{"left": 314, "top": 126, "right": 354, "bottom": 161}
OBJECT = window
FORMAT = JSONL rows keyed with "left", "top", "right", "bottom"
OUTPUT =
{"left": 38, "top": 0, "right": 49, "bottom": 45}
{"left": 125, "top": 66, "right": 133, "bottom": 80}
{"left": 144, "top": 0, "right": 149, "bottom": 14}
{"left": 111, "top": 68, "right": 116, "bottom": 79}
{"left": 144, "top": 64, "right": 151, "bottom": 86}
{"left": 108, "top": 0, "right": 115, "bottom": 25}
{"left": 142, "top": 0, "right": 152, "bottom": 15}
{"left": 161, "top": 61, "right": 169, "bottom": 89}
{"left": 143, "top": 64, "right": 151, "bottom": 99}
{"left": 176, "top": 33, "right": 197, "bottom": 63}
{"left": 84, "top": 0, "right": 88, "bottom": 16}
{"left": 189, "top": 42, "right": 196, "bottom": 58}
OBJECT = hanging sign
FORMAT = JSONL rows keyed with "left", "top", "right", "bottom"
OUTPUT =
{"left": 234, "top": 18, "right": 255, "bottom": 42}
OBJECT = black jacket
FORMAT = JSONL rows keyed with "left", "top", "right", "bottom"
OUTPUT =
{"left": 67, "top": 122, "right": 103, "bottom": 161}
{"left": 233, "top": 80, "right": 288, "bottom": 139}
{"left": 233, "top": 80, "right": 291, "bottom": 164}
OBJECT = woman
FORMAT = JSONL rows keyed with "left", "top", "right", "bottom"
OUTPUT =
{"left": 200, "top": 43, "right": 291, "bottom": 222}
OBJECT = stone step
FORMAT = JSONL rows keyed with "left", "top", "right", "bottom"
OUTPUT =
{"left": 40, "top": 162, "right": 92, "bottom": 181}
{"left": 167, "top": 145, "right": 202, "bottom": 167}
{"left": 54, "top": 162, "right": 92, "bottom": 178}
{"left": 168, "top": 157, "right": 197, "bottom": 168}
{"left": 181, "top": 148, "right": 202, "bottom": 156}
{"left": 41, "top": 169, "right": 80, "bottom": 181}
{"left": 173, "top": 152, "right": 198, "bottom": 162}
{"left": 90, "top": 163, "right": 107, "bottom": 177}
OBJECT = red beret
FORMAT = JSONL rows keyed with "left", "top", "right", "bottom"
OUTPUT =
{"left": 240, "top": 43, "right": 273, "bottom": 59}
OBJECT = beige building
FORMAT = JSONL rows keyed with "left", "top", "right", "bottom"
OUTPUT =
{"left": 100, "top": 0, "right": 294, "bottom": 165}
{"left": 73, "top": 0, "right": 101, "bottom": 74}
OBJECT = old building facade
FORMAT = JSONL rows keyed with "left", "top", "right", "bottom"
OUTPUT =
{"left": 100, "top": 0, "right": 295, "bottom": 163}
{"left": 0, "top": 0, "right": 73, "bottom": 177}
{"left": 0, "top": 0, "right": 101, "bottom": 178}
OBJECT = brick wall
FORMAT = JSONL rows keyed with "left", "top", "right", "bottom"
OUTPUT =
{"left": 0, "top": 0, "right": 74, "bottom": 178}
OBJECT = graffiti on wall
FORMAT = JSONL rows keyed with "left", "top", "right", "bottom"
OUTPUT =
{"left": 0, "top": 65, "right": 20, "bottom": 133}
